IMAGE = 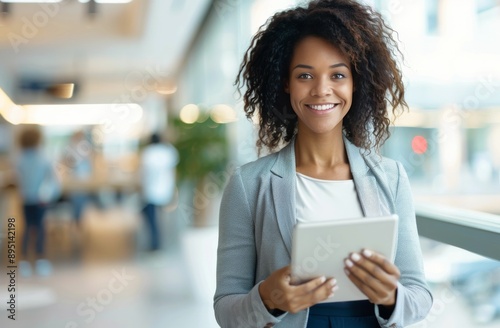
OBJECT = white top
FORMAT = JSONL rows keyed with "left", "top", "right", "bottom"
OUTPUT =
{"left": 141, "top": 143, "right": 179, "bottom": 205}
{"left": 295, "top": 172, "right": 363, "bottom": 223}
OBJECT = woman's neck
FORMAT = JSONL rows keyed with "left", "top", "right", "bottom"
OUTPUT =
{"left": 294, "top": 130, "right": 352, "bottom": 180}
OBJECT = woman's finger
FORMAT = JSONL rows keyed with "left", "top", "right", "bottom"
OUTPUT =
{"left": 292, "top": 276, "right": 333, "bottom": 296}
{"left": 344, "top": 250, "right": 399, "bottom": 305}
{"left": 345, "top": 257, "right": 387, "bottom": 290}
{"left": 289, "top": 277, "right": 338, "bottom": 313}
{"left": 345, "top": 267, "right": 380, "bottom": 302}
{"left": 360, "top": 249, "right": 401, "bottom": 277}
{"left": 346, "top": 251, "right": 399, "bottom": 290}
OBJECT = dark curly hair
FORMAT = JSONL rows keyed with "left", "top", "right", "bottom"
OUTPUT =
{"left": 235, "top": 0, "right": 407, "bottom": 153}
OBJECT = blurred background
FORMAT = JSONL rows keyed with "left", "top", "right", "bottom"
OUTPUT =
{"left": 0, "top": 0, "right": 499, "bottom": 327}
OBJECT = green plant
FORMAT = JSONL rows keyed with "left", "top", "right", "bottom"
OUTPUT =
{"left": 171, "top": 114, "right": 230, "bottom": 226}
{"left": 172, "top": 116, "right": 229, "bottom": 185}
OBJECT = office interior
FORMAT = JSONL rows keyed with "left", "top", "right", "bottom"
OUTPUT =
{"left": 0, "top": 0, "right": 499, "bottom": 327}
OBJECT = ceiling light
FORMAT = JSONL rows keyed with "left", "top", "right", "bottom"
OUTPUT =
{"left": 21, "top": 103, "right": 143, "bottom": 125}
{"left": 46, "top": 83, "right": 75, "bottom": 99}
{"left": 1, "top": 89, "right": 143, "bottom": 125}
{"left": 5, "top": 105, "right": 25, "bottom": 125}
{"left": 156, "top": 83, "right": 177, "bottom": 95}
{"left": 210, "top": 104, "right": 237, "bottom": 124}
{"left": 180, "top": 104, "right": 199, "bottom": 124}
{"left": 19, "top": 79, "right": 78, "bottom": 99}
{"left": 0, "top": 88, "right": 16, "bottom": 116}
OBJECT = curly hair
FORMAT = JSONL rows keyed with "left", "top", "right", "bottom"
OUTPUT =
{"left": 235, "top": 0, "right": 407, "bottom": 153}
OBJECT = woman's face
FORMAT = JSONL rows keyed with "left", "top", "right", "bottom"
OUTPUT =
{"left": 286, "top": 36, "right": 353, "bottom": 138}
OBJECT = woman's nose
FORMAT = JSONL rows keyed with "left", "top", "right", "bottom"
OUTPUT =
{"left": 311, "top": 77, "right": 332, "bottom": 97}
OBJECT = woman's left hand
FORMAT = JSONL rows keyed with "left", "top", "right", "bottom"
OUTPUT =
{"left": 344, "top": 248, "right": 400, "bottom": 306}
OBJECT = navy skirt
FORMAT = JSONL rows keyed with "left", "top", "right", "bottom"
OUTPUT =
{"left": 306, "top": 300, "right": 380, "bottom": 328}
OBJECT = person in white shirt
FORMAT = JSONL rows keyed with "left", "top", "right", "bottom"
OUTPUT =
{"left": 140, "top": 133, "right": 179, "bottom": 251}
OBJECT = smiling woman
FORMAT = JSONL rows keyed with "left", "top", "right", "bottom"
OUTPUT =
{"left": 214, "top": 1, "right": 432, "bottom": 328}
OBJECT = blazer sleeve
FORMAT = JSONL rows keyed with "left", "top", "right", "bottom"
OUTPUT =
{"left": 214, "top": 169, "right": 286, "bottom": 328}
{"left": 375, "top": 161, "right": 434, "bottom": 328}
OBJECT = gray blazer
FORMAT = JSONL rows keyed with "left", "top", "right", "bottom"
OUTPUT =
{"left": 214, "top": 137, "right": 433, "bottom": 328}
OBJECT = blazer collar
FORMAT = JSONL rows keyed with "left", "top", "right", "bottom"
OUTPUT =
{"left": 270, "top": 135, "right": 371, "bottom": 176}
{"left": 270, "top": 136, "right": 384, "bottom": 257}
{"left": 344, "top": 137, "right": 384, "bottom": 218}
{"left": 270, "top": 141, "right": 296, "bottom": 257}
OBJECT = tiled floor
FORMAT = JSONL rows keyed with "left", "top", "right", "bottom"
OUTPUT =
{"left": 0, "top": 257, "right": 219, "bottom": 328}
{"left": 1, "top": 255, "right": 219, "bottom": 328}
{"left": 0, "top": 202, "right": 220, "bottom": 328}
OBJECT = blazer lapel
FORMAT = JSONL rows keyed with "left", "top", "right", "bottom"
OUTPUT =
{"left": 344, "top": 136, "right": 384, "bottom": 217}
{"left": 270, "top": 142, "right": 296, "bottom": 258}
{"left": 269, "top": 137, "right": 386, "bottom": 257}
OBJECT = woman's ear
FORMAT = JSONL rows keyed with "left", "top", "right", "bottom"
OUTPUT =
{"left": 284, "top": 80, "right": 290, "bottom": 93}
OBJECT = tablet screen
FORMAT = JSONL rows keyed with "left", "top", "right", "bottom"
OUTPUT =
{"left": 290, "top": 215, "right": 398, "bottom": 303}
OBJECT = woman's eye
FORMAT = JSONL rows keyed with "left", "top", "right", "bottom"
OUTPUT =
{"left": 298, "top": 73, "right": 312, "bottom": 79}
{"left": 332, "top": 73, "right": 345, "bottom": 79}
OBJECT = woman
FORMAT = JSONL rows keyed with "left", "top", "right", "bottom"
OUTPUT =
{"left": 16, "top": 126, "right": 60, "bottom": 277}
{"left": 214, "top": 1, "right": 433, "bottom": 327}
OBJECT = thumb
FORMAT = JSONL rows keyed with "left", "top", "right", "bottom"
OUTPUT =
{"left": 279, "top": 265, "right": 291, "bottom": 281}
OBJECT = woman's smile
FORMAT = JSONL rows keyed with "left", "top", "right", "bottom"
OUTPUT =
{"left": 305, "top": 103, "right": 340, "bottom": 113}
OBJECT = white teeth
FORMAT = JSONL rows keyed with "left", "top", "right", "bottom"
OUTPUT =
{"left": 309, "top": 104, "right": 336, "bottom": 111}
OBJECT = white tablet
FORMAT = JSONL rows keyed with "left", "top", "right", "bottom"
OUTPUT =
{"left": 290, "top": 214, "right": 398, "bottom": 303}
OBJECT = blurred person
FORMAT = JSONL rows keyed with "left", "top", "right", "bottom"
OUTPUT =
{"left": 140, "top": 132, "right": 179, "bottom": 252}
{"left": 214, "top": 1, "right": 433, "bottom": 327}
{"left": 66, "top": 130, "right": 93, "bottom": 251}
{"left": 15, "top": 126, "right": 60, "bottom": 277}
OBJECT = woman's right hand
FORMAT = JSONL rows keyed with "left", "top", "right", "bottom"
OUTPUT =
{"left": 258, "top": 265, "right": 338, "bottom": 314}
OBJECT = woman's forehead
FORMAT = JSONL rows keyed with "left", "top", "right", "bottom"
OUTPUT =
{"left": 290, "top": 36, "right": 350, "bottom": 67}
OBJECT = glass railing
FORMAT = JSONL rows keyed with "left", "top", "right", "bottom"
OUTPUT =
{"left": 416, "top": 202, "right": 500, "bottom": 261}
{"left": 412, "top": 203, "right": 500, "bottom": 327}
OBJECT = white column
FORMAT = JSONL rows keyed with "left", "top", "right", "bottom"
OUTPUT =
{"left": 438, "top": 106, "right": 466, "bottom": 191}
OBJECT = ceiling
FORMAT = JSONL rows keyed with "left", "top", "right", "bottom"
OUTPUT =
{"left": 0, "top": 0, "right": 212, "bottom": 104}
